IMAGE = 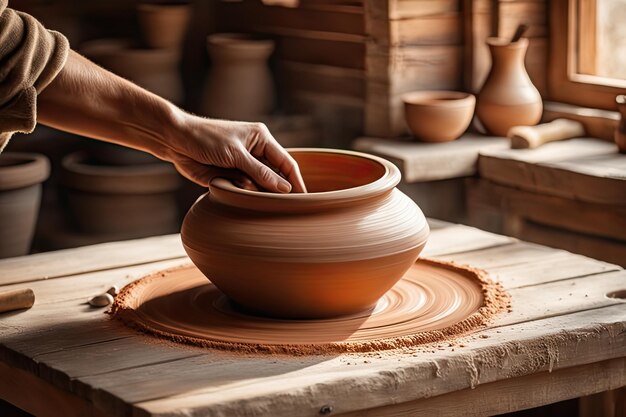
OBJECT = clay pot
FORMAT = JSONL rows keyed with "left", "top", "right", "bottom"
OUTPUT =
{"left": 0, "top": 153, "right": 50, "bottom": 258}
{"left": 60, "top": 152, "right": 181, "bottom": 237}
{"left": 80, "top": 39, "right": 183, "bottom": 103}
{"left": 403, "top": 91, "right": 476, "bottom": 142}
{"left": 202, "top": 34, "right": 275, "bottom": 121}
{"left": 137, "top": 2, "right": 191, "bottom": 49}
{"left": 476, "top": 37, "right": 543, "bottom": 137}
{"left": 181, "top": 149, "right": 430, "bottom": 319}
{"left": 616, "top": 95, "right": 626, "bottom": 153}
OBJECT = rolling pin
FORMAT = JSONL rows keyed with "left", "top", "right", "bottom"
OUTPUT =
{"left": 0, "top": 288, "right": 35, "bottom": 314}
{"left": 508, "top": 119, "right": 585, "bottom": 149}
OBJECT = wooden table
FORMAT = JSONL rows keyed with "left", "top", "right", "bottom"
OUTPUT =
{"left": 1, "top": 221, "right": 625, "bottom": 417}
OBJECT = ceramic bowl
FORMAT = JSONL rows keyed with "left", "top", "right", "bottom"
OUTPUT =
{"left": 403, "top": 91, "right": 476, "bottom": 142}
{"left": 181, "top": 149, "right": 430, "bottom": 319}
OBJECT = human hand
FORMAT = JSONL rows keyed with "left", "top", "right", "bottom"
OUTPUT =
{"left": 162, "top": 114, "right": 307, "bottom": 193}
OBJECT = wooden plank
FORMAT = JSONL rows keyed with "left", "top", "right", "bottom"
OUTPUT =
{"left": 353, "top": 134, "right": 509, "bottom": 183}
{"left": 335, "top": 357, "right": 626, "bottom": 417}
{"left": 468, "top": 179, "right": 626, "bottom": 241}
{"left": 217, "top": 0, "right": 365, "bottom": 35}
{"left": 366, "top": 45, "right": 462, "bottom": 91}
{"left": 0, "top": 234, "right": 185, "bottom": 285}
{"left": 463, "top": 0, "right": 497, "bottom": 92}
{"left": 367, "top": 13, "right": 463, "bottom": 47}
{"left": 478, "top": 138, "right": 625, "bottom": 205}
{"left": 0, "top": 361, "right": 106, "bottom": 417}
{"left": 278, "top": 61, "right": 365, "bottom": 99}
{"left": 497, "top": 0, "right": 547, "bottom": 39}
{"left": 510, "top": 218, "right": 626, "bottom": 268}
{"left": 99, "top": 304, "right": 626, "bottom": 417}
{"left": 366, "top": 0, "right": 460, "bottom": 20}
{"left": 278, "top": 35, "right": 365, "bottom": 69}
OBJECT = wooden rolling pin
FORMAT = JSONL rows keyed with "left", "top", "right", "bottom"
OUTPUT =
{"left": 0, "top": 288, "right": 35, "bottom": 314}
{"left": 508, "top": 119, "right": 585, "bottom": 149}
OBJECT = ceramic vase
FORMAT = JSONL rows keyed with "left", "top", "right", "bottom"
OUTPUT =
{"left": 80, "top": 39, "right": 183, "bottom": 104}
{"left": 0, "top": 153, "right": 50, "bottom": 258}
{"left": 476, "top": 37, "right": 542, "bottom": 137}
{"left": 181, "top": 149, "right": 430, "bottom": 319}
{"left": 202, "top": 34, "right": 275, "bottom": 121}
{"left": 403, "top": 91, "right": 476, "bottom": 142}
{"left": 61, "top": 151, "right": 181, "bottom": 237}
{"left": 616, "top": 95, "right": 626, "bottom": 153}
{"left": 137, "top": 2, "right": 191, "bottom": 49}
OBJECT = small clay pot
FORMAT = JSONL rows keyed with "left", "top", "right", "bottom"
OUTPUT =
{"left": 202, "top": 34, "right": 275, "bottom": 121}
{"left": 60, "top": 152, "right": 181, "bottom": 237}
{"left": 403, "top": 91, "right": 476, "bottom": 142}
{"left": 0, "top": 153, "right": 50, "bottom": 258}
{"left": 80, "top": 39, "right": 183, "bottom": 103}
{"left": 137, "top": 2, "right": 191, "bottom": 49}
{"left": 476, "top": 37, "right": 543, "bottom": 136}
{"left": 181, "top": 149, "right": 430, "bottom": 319}
{"left": 615, "top": 95, "right": 626, "bottom": 153}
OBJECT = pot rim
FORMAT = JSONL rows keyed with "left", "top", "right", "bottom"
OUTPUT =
{"left": 0, "top": 152, "right": 50, "bottom": 191}
{"left": 207, "top": 33, "right": 275, "bottom": 50}
{"left": 61, "top": 151, "right": 180, "bottom": 194}
{"left": 208, "top": 148, "right": 401, "bottom": 210}
{"left": 403, "top": 90, "right": 476, "bottom": 109}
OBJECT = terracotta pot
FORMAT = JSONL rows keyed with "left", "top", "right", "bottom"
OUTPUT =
{"left": 0, "top": 153, "right": 50, "bottom": 258}
{"left": 137, "top": 3, "right": 191, "bottom": 49}
{"left": 476, "top": 37, "right": 543, "bottom": 137}
{"left": 181, "top": 149, "right": 430, "bottom": 319}
{"left": 403, "top": 91, "right": 476, "bottom": 142}
{"left": 202, "top": 34, "right": 275, "bottom": 121}
{"left": 80, "top": 39, "right": 183, "bottom": 103}
{"left": 616, "top": 95, "right": 626, "bottom": 153}
{"left": 60, "top": 152, "right": 181, "bottom": 236}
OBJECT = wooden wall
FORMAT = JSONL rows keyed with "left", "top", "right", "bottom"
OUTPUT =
{"left": 215, "top": 0, "right": 550, "bottom": 143}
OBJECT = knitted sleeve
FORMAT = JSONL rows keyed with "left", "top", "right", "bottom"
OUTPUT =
{"left": 0, "top": 0, "right": 69, "bottom": 152}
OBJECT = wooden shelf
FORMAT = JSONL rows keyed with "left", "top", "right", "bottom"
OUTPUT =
{"left": 353, "top": 133, "right": 508, "bottom": 183}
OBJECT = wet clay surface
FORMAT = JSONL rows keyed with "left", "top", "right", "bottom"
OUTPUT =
{"left": 111, "top": 259, "right": 510, "bottom": 354}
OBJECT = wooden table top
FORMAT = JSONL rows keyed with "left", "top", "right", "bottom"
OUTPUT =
{"left": 0, "top": 220, "right": 625, "bottom": 417}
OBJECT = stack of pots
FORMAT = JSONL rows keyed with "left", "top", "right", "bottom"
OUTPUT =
{"left": 59, "top": 145, "right": 181, "bottom": 243}
{"left": 0, "top": 153, "right": 50, "bottom": 258}
{"left": 79, "top": 1, "right": 191, "bottom": 104}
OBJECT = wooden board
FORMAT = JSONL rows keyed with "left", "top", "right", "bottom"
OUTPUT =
{"left": 278, "top": 61, "right": 365, "bottom": 100}
{"left": 467, "top": 179, "right": 626, "bottom": 241}
{"left": 478, "top": 138, "right": 625, "bottom": 205}
{"left": 366, "top": 0, "right": 460, "bottom": 20}
{"left": 1, "top": 223, "right": 625, "bottom": 417}
{"left": 353, "top": 134, "right": 509, "bottom": 183}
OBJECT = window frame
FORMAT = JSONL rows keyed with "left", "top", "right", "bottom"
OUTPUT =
{"left": 548, "top": 0, "right": 626, "bottom": 111}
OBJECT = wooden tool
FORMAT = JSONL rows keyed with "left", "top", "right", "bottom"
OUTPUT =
{"left": 508, "top": 119, "right": 585, "bottom": 149}
{"left": 0, "top": 288, "right": 35, "bottom": 314}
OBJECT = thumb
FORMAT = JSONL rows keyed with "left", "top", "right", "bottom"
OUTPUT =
{"left": 238, "top": 153, "right": 292, "bottom": 193}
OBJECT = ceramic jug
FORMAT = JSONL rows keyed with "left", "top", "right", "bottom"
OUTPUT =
{"left": 476, "top": 37, "right": 542, "bottom": 137}
{"left": 181, "top": 149, "right": 430, "bottom": 319}
{"left": 202, "top": 34, "right": 275, "bottom": 121}
{"left": 616, "top": 95, "right": 626, "bottom": 153}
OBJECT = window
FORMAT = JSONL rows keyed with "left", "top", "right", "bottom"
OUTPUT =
{"left": 549, "top": 0, "right": 626, "bottom": 110}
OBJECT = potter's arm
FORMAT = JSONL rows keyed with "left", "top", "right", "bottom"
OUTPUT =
{"left": 37, "top": 50, "right": 306, "bottom": 193}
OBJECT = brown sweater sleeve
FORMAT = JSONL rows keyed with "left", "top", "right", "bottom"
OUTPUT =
{"left": 0, "top": 0, "right": 69, "bottom": 152}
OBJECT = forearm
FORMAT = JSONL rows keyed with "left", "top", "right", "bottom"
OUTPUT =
{"left": 37, "top": 50, "right": 182, "bottom": 159}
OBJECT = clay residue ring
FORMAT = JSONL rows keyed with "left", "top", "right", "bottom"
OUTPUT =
{"left": 111, "top": 259, "right": 510, "bottom": 354}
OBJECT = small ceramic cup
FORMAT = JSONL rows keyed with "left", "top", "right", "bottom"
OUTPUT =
{"left": 403, "top": 91, "right": 476, "bottom": 142}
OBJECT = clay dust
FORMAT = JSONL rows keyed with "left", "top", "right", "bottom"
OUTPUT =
{"left": 110, "top": 258, "right": 510, "bottom": 355}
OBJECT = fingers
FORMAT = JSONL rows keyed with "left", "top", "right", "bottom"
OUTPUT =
{"left": 238, "top": 151, "right": 293, "bottom": 193}
{"left": 250, "top": 124, "right": 307, "bottom": 193}
{"left": 174, "top": 156, "right": 257, "bottom": 191}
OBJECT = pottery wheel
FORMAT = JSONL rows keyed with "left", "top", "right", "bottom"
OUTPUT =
{"left": 112, "top": 259, "right": 509, "bottom": 354}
